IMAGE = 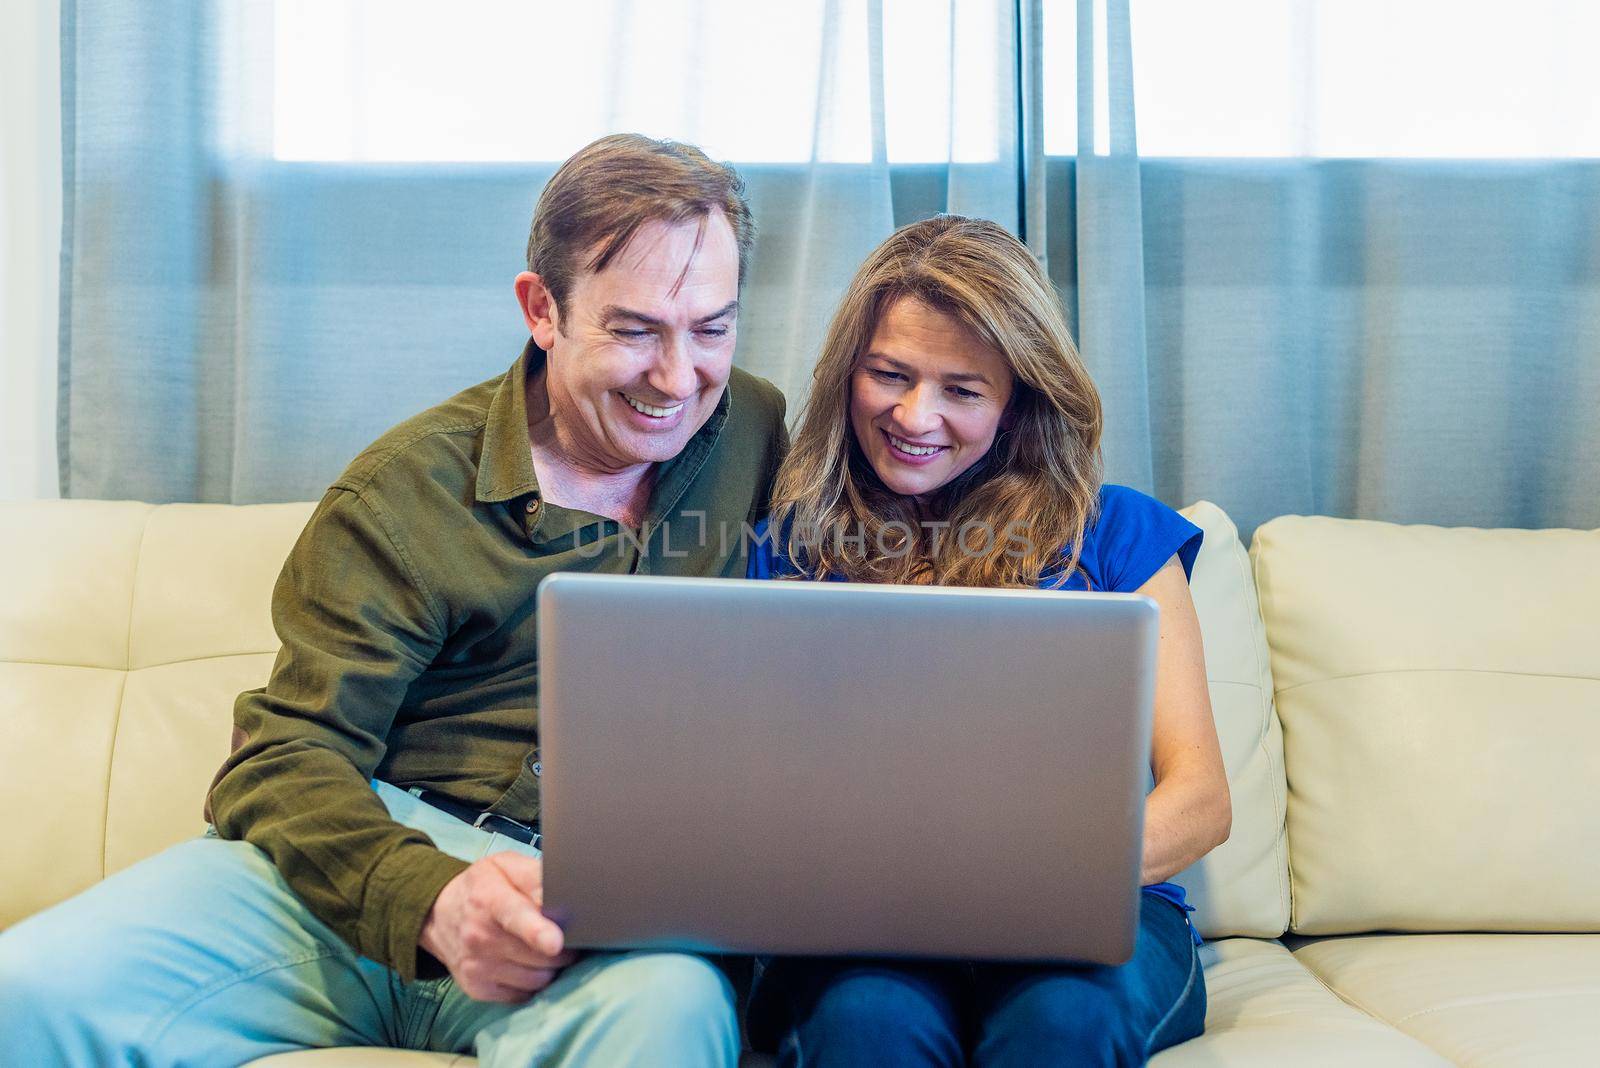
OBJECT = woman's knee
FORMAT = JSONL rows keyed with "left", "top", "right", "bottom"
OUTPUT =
{"left": 811, "top": 967, "right": 943, "bottom": 1027}
{"left": 977, "top": 976, "right": 1141, "bottom": 1067}
{"left": 785, "top": 965, "right": 962, "bottom": 1065}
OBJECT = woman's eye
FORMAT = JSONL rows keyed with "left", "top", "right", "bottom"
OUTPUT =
{"left": 869, "top": 368, "right": 906, "bottom": 382}
{"left": 951, "top": 386, "right": 981, "bottom": 399}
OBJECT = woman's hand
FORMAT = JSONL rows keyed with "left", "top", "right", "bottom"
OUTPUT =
{"left": 1135, "top": 555, "right": 1232, "bottom": 884}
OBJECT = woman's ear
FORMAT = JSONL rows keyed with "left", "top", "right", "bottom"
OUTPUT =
{"left": 999, "top": 399, "right": 1020, "bottom": 431}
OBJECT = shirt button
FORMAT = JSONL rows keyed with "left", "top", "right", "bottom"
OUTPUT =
{"left": 525, "top": 498, "right": 540, "bottom": 514}
{"left": 531, "top": 761, "right": 542, "bottom": 777}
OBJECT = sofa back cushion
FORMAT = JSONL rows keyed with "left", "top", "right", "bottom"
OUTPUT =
{"left": 1252, "top": 515, "right": 1600, "bottom": 934}
{"left": 0, "top": 500, "right": 313, "bottom": 928}
{"left": 1172, "top": 502, "right": 1291, "bottom": 938}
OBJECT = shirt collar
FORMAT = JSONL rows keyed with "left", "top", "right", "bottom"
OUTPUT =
{"left": 475, "top": 339, "right": 544, "bottom": 505}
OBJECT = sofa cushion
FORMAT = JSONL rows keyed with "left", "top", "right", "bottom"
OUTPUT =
{"left": 1150, "top": 937, "right": 1448, "bottom": 1065}
{"left": 0, "top": 500, "right": 151, "bottom": 668}
{"left": 0, "top": 500, "right": 314, "bottom": 927}
{"left": 0, "top": 660, "right": 126, "bottom": 927}
{"left": 1171, "top": 502, "right": 1290, "bottom": 940}
{"left": 250, "top": 1052, "right": 470, "bottom": 1067}
{"left": 1251, "top": 516, "right": 1600, "bottom": 934}
{"left": 244, "top": 940, "right": 1444, "bottom": 1067}
{"left": 1292, "top": 933, "right": 1600, "bottom": 1067}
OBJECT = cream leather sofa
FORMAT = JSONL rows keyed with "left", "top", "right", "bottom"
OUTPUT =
{"left": 1, "top": 499, "right": 1596, "bottom": 1067}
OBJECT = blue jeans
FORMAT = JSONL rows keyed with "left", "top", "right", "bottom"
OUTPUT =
{"left": 0, "top": 781, "right": 739, "bottom": 1068}
{"left": 747, "top": 893, "right": 1204, "bottom": 1067}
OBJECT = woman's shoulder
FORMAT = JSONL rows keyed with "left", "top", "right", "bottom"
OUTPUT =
{"left": 1073, "top": 484, "right": 1204, "bottom": 592}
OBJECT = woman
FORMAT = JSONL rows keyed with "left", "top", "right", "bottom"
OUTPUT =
{"left": 744, "top": 215, "right": 1230, "bottom": 1066}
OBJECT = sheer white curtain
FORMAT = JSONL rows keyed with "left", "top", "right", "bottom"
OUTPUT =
{"left": 1064, "top": 0, "right": 1600, "bottom": 534}
{"left": 0, "top": 0, "right": 61, "bottom": 501}
{"left": 61, "top": 0, "right": 1032, "bottom": 501}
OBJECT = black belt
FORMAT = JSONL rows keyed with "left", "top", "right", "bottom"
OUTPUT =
{"left": 413, "top": 789, "right": 542, "bottom": 849}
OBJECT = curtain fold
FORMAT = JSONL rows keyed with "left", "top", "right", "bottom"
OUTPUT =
{"left": 60, "top": 1, "right": 1600, "bottom": 539}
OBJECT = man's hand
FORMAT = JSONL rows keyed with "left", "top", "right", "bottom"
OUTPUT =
{"left": 419, "top": 853, "right": 575, "bottom": 1002}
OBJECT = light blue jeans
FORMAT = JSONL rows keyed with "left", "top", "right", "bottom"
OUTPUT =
{"left": 0, "top": 781, "right": 739, "bottom": 1067}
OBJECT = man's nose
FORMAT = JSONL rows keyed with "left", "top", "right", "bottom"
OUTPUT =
{"left": 894, "top": 385, "right": 941, "bottom": 436}
{"left": 648, "top": 331, "right": 697, "bottom": 400}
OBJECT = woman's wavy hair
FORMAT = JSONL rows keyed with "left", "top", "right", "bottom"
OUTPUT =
{"left": 769, "top": 214, "right": 1103, "bottom": 588}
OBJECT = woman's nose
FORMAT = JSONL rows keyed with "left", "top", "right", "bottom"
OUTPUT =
{"left": 894, "top": 386, "right": 941, "bottom": 436}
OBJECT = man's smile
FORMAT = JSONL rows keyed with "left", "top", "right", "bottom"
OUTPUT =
{"left": 620, "top": 391, "right": 688, "bottom": 419}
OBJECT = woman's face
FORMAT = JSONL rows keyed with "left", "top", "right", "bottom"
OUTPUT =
{"left": 849, "top": 296, "right": 1016, "bottom": 501}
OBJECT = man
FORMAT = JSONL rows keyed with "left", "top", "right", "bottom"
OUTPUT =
{"left": 0, "top": 134, "right": 788, "bottom": 1066}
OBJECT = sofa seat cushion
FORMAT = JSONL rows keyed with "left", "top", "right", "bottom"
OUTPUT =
{"left": 1150, "top": 938, "right": 1447, "bottom": 1065}
{"left": 1292, "top": 933, "right": 1600, "bottom": 1067}
{"left": 251, "top": 1052, "right": 470, "bottom": 1066}
{"left": 1152, "top": 940, "right": 1452, "bottom": 1061}
{"left": 248, "top": 941, "right": 1441, "bottom": 1067}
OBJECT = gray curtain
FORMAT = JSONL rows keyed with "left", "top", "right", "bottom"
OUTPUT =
{"left": 58, "top": 0, "right": 1024, "bottom": 504}
{"left": 60, "top": 1, "right": 1600, "bottom": 538}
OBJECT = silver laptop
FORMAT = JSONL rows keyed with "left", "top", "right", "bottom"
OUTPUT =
{"left": 535, "top": 573, "right": 1159, "bottom": 965}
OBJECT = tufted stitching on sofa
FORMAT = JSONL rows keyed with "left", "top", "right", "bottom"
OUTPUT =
{"left": 1, "top": 650, "right": 279, "bottom": 672}
{"left": 1392, "top": 985, "right": 1600, "bottom": 1026}
{"left": 99, "top": 508, "right": 154, "bottom": 877}
{"left": 1276, "top": 666, "right": 1600, "bottom": 694}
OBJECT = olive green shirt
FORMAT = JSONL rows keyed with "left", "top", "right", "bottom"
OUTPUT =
{"left": 206, "top": 342, "right": 788, "bottom": 981}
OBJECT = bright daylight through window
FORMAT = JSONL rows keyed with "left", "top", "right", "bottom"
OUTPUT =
{"left": 273, "top": 0, "right": 1600, "bottom": 162}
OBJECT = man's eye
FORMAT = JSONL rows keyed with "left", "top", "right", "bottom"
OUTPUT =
{"left": 696, "top": 326, "right": 730, "bottom": 338}
{"left": 613, "top": 328, "right": 651, "bottom": 339}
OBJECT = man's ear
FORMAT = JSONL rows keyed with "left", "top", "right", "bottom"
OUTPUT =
{"left": 515, "top": 271, "right": 560, "bottom": 350}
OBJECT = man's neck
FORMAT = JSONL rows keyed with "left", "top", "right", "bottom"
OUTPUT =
{"left": 524, "top": 370, "right": 655, "bottom": 527}
{"left": 527, "top": 442, "right": 655, "bottom": 528}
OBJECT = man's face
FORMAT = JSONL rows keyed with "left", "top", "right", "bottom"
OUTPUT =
{"left": 522, "top": 212, "right": 740, "bottom": 472}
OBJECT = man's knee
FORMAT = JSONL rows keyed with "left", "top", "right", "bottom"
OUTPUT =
{"left": 0, "top": 915, "right": 106, "bottom": 1055}
{"left": 585, "top": 952, "right": 738, "bottom": 1051}
{"left": 0, "top": 836, "right": 324, "bottom": 1060}
{"left": 593, "top": 951, "right": 738, "bottom": 1021}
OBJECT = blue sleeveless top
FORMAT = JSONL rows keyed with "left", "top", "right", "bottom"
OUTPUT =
{"left": 747, "top": 484, "right": 1206, "bottom": 942}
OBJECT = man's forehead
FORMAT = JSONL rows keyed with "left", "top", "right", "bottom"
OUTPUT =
{"left": 576, "top": 214, "right": 739, "bottom": 316}
{"left": 590, "top": 212, "right": 736, "bottom": 275}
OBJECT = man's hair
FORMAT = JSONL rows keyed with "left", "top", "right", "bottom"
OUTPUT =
{"left": 525, "top": 133, "right": 756, "bottom": 316}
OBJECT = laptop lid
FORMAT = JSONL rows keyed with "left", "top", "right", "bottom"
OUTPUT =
{"left": 536, "top": 573, "right": 1158, "bottom": 965}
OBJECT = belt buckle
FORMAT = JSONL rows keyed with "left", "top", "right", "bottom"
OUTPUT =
{"left": 472, "top": 810, "right": 541, "bottom": 848}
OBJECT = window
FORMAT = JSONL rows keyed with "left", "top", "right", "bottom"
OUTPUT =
{"left": 1046, "top": 0, "right": 1600, "bottom": 158}
{"left": 272, "top": 0, "right": 1007, "bottom": 163}
{"left": 272, "top": 1, "right": 1600, "bottom": 164}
